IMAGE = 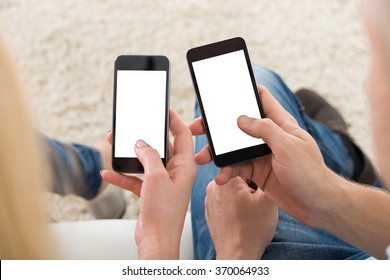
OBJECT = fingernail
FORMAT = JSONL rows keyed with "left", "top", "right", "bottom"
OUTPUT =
{"left": 238, "top": 115, "right": 251, "bottom": 125}
{"left": 135, "top": 139, "right": 148, "bottom": 149}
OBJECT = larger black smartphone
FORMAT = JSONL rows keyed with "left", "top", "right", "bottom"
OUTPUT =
{"left": 187, "top": 37, "right": 271, "bottom": 167}
{"left": 112, "top": 55, "right": 169, "bottom": 173}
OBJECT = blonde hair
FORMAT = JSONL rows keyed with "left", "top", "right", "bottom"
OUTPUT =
{"left": 0, "top": 33, "right": 56, "bottom": 259}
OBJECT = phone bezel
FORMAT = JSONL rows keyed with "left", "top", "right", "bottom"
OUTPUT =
{"left": 112, "top": 55, "right": 170, "bottom": 173}
{"left": 187, "top": 37, "right": 271, "bottom": 167}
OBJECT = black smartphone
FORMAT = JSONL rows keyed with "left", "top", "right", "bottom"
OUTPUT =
{"left": 187, "top": 37, "right": 271, "bottom": 167}
{"left": 112, "top": 55, "right": 169, "bottom": 173}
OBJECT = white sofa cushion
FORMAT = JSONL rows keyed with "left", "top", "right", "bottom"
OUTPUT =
{"left": 51, "top": 213, "right": 193, "bottom": 260}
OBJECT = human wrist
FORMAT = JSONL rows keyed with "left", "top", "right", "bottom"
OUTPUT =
{"left": 309, "top": 170, "right": 350, "bottom": 230}
{"left": 137, "top": 235, "right": 180, "bottom": 260}
{"left": 216, "top": 242, "right": 264, "bottom": 260}
{"left": 217, "top": 250, "right": 263, "bottom": 260}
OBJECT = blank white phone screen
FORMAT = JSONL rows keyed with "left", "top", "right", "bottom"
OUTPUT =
{"left": 192, "top": 50, "right": 264, "bottom": 155}
{"left": 115, "top": 70, "right": 166, "bottom": 158}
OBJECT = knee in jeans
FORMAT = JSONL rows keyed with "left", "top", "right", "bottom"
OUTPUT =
{"left": 252, "top": 64, "right": 283, "bottom": 85}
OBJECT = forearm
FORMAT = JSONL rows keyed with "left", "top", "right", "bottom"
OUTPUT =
{"left": 313, "top": 173, "right": 390, "bottom": 259}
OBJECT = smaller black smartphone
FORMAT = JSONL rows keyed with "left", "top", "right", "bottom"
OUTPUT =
{"left": 112, "top": 55, "right": 169, "bottom": 173}
{"left": 187, "top": 37, "right": 271, "bottom": 167}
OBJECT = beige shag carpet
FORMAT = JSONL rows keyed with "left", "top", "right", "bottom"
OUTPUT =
{"left": 0, "top": 0, "right": 373, "bottom": 221}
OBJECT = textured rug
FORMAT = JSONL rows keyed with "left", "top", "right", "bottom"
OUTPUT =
{"left": 0, "top": 0, "right": 372, "bottom": 220}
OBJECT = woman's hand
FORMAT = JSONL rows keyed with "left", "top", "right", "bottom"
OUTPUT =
{"left": 205, "top": 177, "right": 278, "bottom": 259}
{"left": 189, "top": 85, "right": 334, "bottom": 226}
{"left": 101, "top": 109, "right": 197, "bottom": 259}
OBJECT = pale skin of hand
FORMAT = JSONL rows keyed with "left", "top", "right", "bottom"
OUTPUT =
{"left": 189, "top": 85, "right": 390, "bottom": 259}
{"left": 101, "top": 109, "right": 197, "bottom": 259}
{"left": 189, "top": 85, "right": 331, "bottom": 225}
{"left": 205, "top": 177, "right": 278, "bottom": 260}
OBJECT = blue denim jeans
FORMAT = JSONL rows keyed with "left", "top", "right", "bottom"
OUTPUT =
{"left": 191, "top": 64, "right": 370, "bottom": 259}
{"left": 46, "top": 138, "right": 102, "bottom": 200}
